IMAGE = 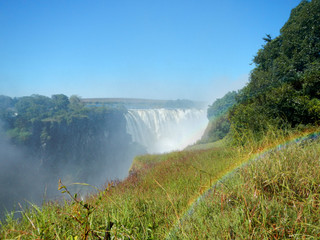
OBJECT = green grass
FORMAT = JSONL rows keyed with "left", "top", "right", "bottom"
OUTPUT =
{"left": 1, "top": 128, "right": 320, "bottom": 239}
{"left": 170, "top": 135, "right": 320, "bottom": 239}
{"left": 184, "top": 139, "right": 225, "bottom": 151}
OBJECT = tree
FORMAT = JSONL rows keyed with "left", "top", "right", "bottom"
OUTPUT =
{"left": 229, "top": 0, "right": 320, "bottom": 143}
{"left": 51, "top": 94, "right": 69, "bottom": 111}
{"left": 15, "top": 95, "right": 53, "bottom": 120}
{"left": 207, "top": 91, "right": 237, "bottom": 120}
{"left": 69, "top": 95, "right": 84, "bottom": 111}
{"left": 0, "top": 95, "right": 13, "bottom": 110}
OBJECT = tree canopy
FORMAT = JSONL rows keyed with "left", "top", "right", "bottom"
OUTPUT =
{"left": 0, "top": 94, "right": 116, "bottom": 144}
{"left": 228, "top": 0, "right": 320, "bottom": 143}
{"left": 207, "top": 91, "right": 237, "bottom": 120}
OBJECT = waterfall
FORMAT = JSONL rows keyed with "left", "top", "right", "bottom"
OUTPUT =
{"left": 125, "top": 108, "right": 208, "bottom": 153}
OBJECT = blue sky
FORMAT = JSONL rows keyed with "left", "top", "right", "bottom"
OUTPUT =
{"left": 0, "top": 0, "right": 302, "bottom": 103}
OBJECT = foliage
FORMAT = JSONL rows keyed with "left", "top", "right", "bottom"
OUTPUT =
{"left": 172, "top": 133, "right": 320, "bottom": 239}
{"left": 207, "top": 91, "right": 237, "bottom": 120}
{"left": 0, "top": 130, "right": 250, "bottom": 239}
{"left": 200, "top": 91, "right": 237, "bottom": 143}
{"left": 52, "top": 94, "right": 70, "bottom": 112}
{"left": 1, "top": 1, "right": 320, "bottom": 238}
{"left": 200, "top": 113, "right": 231, "bottom": 143}
{"left": 0, "top": 94, "right": 145, "bottom": 215}
{"left": 0, "top": 95, "right": 14, "bottom": 110}
{"left": 0, "top": 94, "right": 128, "bottom": 146}
{"left": 230, "top": 0, "right": 320, "bottom": 143}
{"left": 84, "top": 98, "right": 205, "bottom": 109}
{"left": 57, "top": 180, "right": 115, "bottom": 240}
{"left": 1, "top": 123, "right": 318, "bottom": 239}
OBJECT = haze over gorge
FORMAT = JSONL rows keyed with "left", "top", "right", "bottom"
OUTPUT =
{"left": 0, "top": 95, "right": 208, "bottom": 215}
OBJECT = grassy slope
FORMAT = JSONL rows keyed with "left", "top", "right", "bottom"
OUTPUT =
{"left": 172, "top": 133, "right": 320, "bottom": 239}
{"left": 0, "top": 128, "right": 320, "bottom": 239}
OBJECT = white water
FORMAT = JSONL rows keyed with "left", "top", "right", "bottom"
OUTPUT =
{"left": 125, "top": 108, "right": 208, "bottom": 153}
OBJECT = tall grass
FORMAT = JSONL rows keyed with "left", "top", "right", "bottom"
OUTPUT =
{"left": 0, "top": 144, "right": 249, "bottom": 239}
{"left": 170, "top": 134, "right": 320, "bottom": 239}
{"left": 0, "top": 127, "right": 319, "bottom": 239}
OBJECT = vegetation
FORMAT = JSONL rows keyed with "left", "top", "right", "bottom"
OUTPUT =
{"left": 1, "top": 0, "right": 320, "bottom": 239}
{"left": 201, "top": 91, "right": 237, "bottom": 143}
{"left": 82, "top": 98, "right": 205, "bottom": 109}
{"left": 1, "top": 127, "right": 318, "bottom": 239}
{"left": 0, "top": 94, "right": 124, "bottom": 144}
{"left": 171, "top": 132, "right": 320, "bottom": 239}
{"left": 0, "top": 94, "right": 140, "bottom": 170}
{"left": 229, "top": 0, "right": 320, "bottom": 144}
{"left": 0, "top": 137, "right": 243, "bottom": 239}
{"left": 207, "top": 91, "right": 237, "bottom": 120}
{"left": 0, "top": 94, "right": 144, "bottom": 215}
{"left": 203, "top": 0, "right": 320, "bottom": 145}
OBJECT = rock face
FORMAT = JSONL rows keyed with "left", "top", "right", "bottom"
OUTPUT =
{"left": 0, "top": 106, "right": 145, "bottom": 214}
{"left": 0, "top": 95, "right": 207, "bottom": 214}
{"left": 39, "top": 110, "right": 136, "bottom": 181}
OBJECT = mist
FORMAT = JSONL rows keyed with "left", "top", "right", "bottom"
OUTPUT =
{"left": 0, "top": 117, "right": 144, "bottom": 218}
{"left": 125, "top": 108, "right": 208, "bottom": 153}
{"left": 0, "top": 96, "right": 208, "bottom": 218}
{"left": 0, "top": 122, "right": 45, "bottom": 216}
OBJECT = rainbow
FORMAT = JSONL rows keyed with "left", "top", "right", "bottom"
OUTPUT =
{"left": 165, "top": 130, "right": 320, "bottom": 239}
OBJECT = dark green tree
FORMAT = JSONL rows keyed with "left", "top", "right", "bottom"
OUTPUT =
{"left": 229, "top": 0, "right": 320, "bottom": 143}
{"left": 51, "top": 94, "right": 69, "bottom": 112}
{"left": 69, "top": 95, "right": 84, "bottom": 112}
{"left": 207, "top": 91, "right": 237, "bottom": 120}
{"left": 201, "top": 91, "right": 237, "bottom": 143}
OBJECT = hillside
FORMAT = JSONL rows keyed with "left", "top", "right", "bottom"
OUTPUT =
{"left": 229, "top": 0, "right": 320, "bottom": 145}
{"left": 1, "top": 128, "right": 319, "bottom": 239}
{"left": 1, "top": 0, "right": 320, "bottom": 239}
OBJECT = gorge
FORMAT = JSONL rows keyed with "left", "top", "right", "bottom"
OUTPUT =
{"left": 0, "top": 95, "right": 208, "bottom": 215}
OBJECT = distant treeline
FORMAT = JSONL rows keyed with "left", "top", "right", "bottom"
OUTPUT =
{"left": 0, "top": 94, "right": 127, "bottom": 147}
{"left": 204, "top": 0, "right": 320, "bottom": 144}
{"left": 82, "top": 98, "right": 206, "bottom": 109}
